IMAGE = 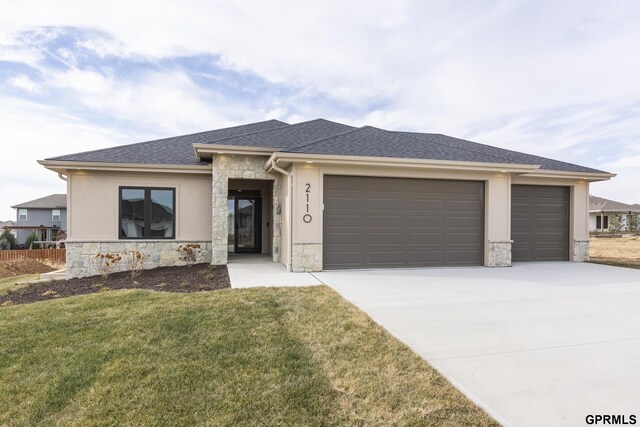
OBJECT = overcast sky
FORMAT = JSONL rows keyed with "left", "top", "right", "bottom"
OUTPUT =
{"left": 1, "top": 1, "right": 639, "bottom": 220}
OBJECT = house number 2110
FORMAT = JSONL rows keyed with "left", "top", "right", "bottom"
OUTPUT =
{"left": 303, "top": 183, "right": 312, "bottom": 223}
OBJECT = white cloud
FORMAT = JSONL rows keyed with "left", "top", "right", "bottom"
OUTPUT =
{"left": 0, "top": 0, "right": 639, "bottom": 214}
{"left": 7, "top": 74, "right": 43, "bottom": 94}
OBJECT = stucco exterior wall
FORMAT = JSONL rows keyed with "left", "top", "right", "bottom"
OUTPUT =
{"left": 65, "top": 170, "right": 212, "bottom": 278}
{"left": 67, "top": 170, "right": 212, "bottom": 241}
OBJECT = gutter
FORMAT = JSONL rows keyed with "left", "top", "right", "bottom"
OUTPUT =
{"left": 38, "top": 160, "right": 212, "bottom": 175}
{"left": 266, "top": 152, "right": 542, "bottom": 173}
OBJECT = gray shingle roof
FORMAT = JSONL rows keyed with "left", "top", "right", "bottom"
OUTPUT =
{"left": 47, "top": 120, "right": 289, "bottom": 165}
{"left": 589, "top": 196, "right": 640, "bottom": 212}
{"left": 45, "top": 118, "right": 609, "bottom": 174}
{"left": 12, "top": 194, "right": 67, "bottom": 209}
{"left": 202, "top": 118, "right": 356, "bottom": 149}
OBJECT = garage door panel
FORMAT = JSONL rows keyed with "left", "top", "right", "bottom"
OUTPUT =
{"left": 409, "top": 199, "right": 444, "bottom": 211}
{"left": 323, "top": 176, "right": 484, "bottom": 269}
{"left": 511, "top": 185, "right": 569, "bottom": 262}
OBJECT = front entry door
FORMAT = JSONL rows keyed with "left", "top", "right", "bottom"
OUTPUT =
{"left": 228, "top": 197, "right": 262, "bottom": 253}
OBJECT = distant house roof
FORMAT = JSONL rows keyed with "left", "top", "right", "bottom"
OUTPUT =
{"left": 589, "top": 195, "right": 640, "bottom": 213}
{"left": 12, "top": 194, "right": 67, "bottom": 209}
{"left": 45, "top": 118, "right": 608, "bottom": 174}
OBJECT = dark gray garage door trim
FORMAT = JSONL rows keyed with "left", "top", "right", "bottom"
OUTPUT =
{"left": 511, "top": 185, "right": 570, "bottom": 262}
{"left": 323, "top": 175, "right": 485, "bottom": 270}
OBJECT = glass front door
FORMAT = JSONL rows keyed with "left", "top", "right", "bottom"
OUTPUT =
{"left": 227, "top": 197, "right": 261, "bottom": 253}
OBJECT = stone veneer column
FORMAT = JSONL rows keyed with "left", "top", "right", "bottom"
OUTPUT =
{"left": 211, "top": 156, "right": 229, "bottom": 265}
{"left": 487, "top": 241, "right": 512, "bottom": 267}
{"left": 573, "top": 239, "right": 589, "bottom": 262}
{"left": 211, "top": 154, "right": 281, "bottom": 265}
{"left": 291, "top": 243, "right": 322, "bottom": 272}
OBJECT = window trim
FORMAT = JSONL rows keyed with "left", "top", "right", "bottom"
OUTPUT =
{"left": 119, "top": 186, "right": 176, "bottom": 240}
{"left": 18, "top": 208, "right": 27, "bottom": 221}
{"left": 52, "top": 209, "right": 61, "bottom": 221}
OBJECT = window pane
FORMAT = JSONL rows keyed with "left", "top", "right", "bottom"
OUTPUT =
{"left": 52, "top": 209, "right": 61, "bottom": 221}
{"left": 150, "top": 189, "right": 174, "bottom": 238}
{"left": 227, "top": 199, "right": 235, "bottom": 253}
{"left": 121, "top": 189, "right": 145, "bottom": 237}
{"left": 18, "top": 209, "right": 27, "bottom": 221}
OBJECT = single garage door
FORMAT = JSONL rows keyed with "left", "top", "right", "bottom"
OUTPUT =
{"left": 511, "top": 185, "right": 569, "bottom": 262}
{"left": 323, "top": 176, "right": 484, "bottom": 269}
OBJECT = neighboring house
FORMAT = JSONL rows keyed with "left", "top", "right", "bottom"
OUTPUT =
{"left": 39, "top": 119, "right": 614, "bottom": 279}
{"left": 10, "top": 194, "right": 67, "bottom": 246}
{"left": 589, "top": 195, "right": 640, "bottom": 232}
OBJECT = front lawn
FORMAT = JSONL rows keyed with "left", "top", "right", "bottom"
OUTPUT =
{"left": 0, "top": 274, "right": 39, "bottom": 295}
{"left": 0, "top": 286, "right": 496, "bottom": 426}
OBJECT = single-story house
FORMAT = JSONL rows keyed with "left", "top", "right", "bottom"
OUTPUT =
{"left": 8, "top": 194, "right": 67, "bottom": 246}
{"left": 39, "top": 119, "right": 614, "bottom": 278}
{"left": 589, "top": 195, "right": 639, "bottom": 232}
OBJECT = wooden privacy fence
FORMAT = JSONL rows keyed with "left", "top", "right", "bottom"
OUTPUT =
{"left": 0, "top": 248, "right": 66, "bottom": 263}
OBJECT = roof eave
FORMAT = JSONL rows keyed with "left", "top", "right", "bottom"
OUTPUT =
{"left": 38, "top": 160, "right": 212, "bottom": 174}
{"left": 193, "top": 143, "right": 277, "bottom": 159}
{"left": 516, "top": 169, "right": 616, "bottom": 181}
{"left": 266, "top": 152, "right": 542, "bottom": 173}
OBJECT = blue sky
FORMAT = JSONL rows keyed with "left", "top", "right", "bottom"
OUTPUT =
{"left": 1, "top": 0, "right": 639, "bottom": 219}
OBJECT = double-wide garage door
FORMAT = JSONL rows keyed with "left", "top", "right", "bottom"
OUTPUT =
{"left": 323, "top": 176, "right": 484, "bottom": 269}
{"left": 511, "top": 185, "right": 569, "bottom": 262}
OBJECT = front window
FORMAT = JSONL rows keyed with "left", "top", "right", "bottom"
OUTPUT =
{"left": 120, "top": 187, "right": 175, "bottom": 239}
{"left": 18, "top": 209, "right": 27, "bottom": 221}
{"left": 52, "top": 209, "right": 61, "bottom": 221}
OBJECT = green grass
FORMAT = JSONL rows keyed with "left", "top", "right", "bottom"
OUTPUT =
{"left": 0, "top": 274, "right": 39, "bottom": 295}
{"left": 0, "top": 287, "right": 496, "bottom": 426}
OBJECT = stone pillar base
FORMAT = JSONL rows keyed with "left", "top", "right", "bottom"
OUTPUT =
{"left": 487, "top": 241, "right": 512, "bottom": 267}
{"left": 573, "top": 239, "right": 590, "bottom": 262}
{"left": 291, "top": 243, "right": 322, "bottom": 272}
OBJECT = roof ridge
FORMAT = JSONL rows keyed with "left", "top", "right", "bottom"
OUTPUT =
{"left": 201, "top": 118, "right": 355, "bottom": 146}
{"left": 283, "top": 126, "right": 365, "bottom": 152}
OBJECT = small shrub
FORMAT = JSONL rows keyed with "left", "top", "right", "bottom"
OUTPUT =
{"left": 0, "top": 229, "right": 16, "bottom": 248}
{"left": 609, "top": 213, "right": 624, "bottom": 234}
{"left": 177, "top": 243, "right": 202, "bottom": 266}
{"left": 0, "top": 239, "right": 9, "bottom": 250}
{"left": 91, "top": 253, "right": 122, "bottom": 278}
{"left": 24, "top": 232, "right": 40, "bottom": 249}
{"left": 122, "top": 250, "right": 148, "bottom": 279}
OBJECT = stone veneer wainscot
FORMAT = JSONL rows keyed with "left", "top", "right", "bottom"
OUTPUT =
{"left": 65, "top": 241, "right": 213, "bottom": 279}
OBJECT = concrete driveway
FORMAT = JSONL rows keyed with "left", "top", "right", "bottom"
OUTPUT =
{"left": 315, "top": 262, "right": 640, "bottom": 427}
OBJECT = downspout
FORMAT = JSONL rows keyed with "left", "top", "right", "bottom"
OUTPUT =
{"left": 266, "top": 158, "right": 294, "bottom": 270}
{"left": 57, "top": 173, "right": 67, "bottom": 181}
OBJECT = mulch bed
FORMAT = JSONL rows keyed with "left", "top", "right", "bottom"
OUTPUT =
{"left": 0, "top": 263, "right": 230, "bottom": 307}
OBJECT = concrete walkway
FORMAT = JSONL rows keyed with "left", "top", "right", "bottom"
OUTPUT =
{"left": 316, "top": 262, "right": 640, "bottom": 427}
{"left": 227, "top": 254, "right": 322, "bottom": 288}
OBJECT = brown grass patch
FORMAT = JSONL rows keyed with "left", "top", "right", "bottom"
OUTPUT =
{"left": 589, "top": 236, "right": 640, "bottom": 269}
